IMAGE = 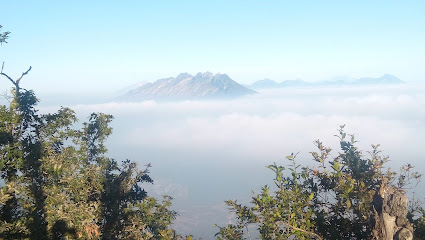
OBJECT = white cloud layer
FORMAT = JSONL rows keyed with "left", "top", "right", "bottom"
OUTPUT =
{"left": 39, "top": 83, "right": 425, "bottom": 238}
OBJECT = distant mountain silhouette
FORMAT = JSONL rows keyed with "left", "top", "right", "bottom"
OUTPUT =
{"left": 249, "top": 78, "right": 280, "bottom": 89}
{"left": 124, "top": 72, "right": 256, "bottom": 100}
{"left": 249, "top": 74, "right": 404, "bottom": 89}
{"left": 354, "top": 74, "right": 404, "bottom": 85}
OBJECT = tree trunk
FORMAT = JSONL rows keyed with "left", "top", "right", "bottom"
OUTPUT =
{"left": 371, "top": 181, "right": 413, "bottom": 240}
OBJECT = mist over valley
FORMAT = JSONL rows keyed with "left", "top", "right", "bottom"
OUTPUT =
{"left": 34, "top": 80, "right": 425, "bottom": 238}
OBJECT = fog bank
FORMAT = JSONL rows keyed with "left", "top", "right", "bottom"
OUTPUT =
{"left": 39, "top": 83, "right": 425, "bottom": 239}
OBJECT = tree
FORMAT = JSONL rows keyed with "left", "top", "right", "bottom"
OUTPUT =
{"left": 0, "top": 28, "right": 191, "bottom": 240}
{"left": 0, "top": 73, "right": 193, "bottom": 240}
{"left": 216, "top": 126, "right": 425, "bottom": 239}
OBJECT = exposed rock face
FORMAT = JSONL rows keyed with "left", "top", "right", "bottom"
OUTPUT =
{"left": 125, "top": 72, "right": 256, "bottom": 100}
{"left": 371, "top": 181, "right": 413, "bottom": 240}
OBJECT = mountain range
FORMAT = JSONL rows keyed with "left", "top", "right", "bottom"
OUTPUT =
{"left": 124, "top": 72, "right": 256, "bottom": 100}
{"left": 249, "top": 74, "right": 404, "bottom": 89}
{"left": 122, "top": 73, "right": 404, "bottom": 101}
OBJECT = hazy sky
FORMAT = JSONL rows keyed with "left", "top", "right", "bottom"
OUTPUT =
{"left": 1, "top": 1, "right": 425, "bottom": 94}
{"left": 2, "top": 3, "right": 425, "bottom": 237}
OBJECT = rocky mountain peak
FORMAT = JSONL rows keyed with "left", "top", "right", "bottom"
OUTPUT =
{"left": 124, "top": 72, "right": 256, "bottom": 100}
{"left": 176, "top": 72, "right": 193, "bottom": 81}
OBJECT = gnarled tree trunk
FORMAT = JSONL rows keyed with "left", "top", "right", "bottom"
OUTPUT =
{"left": 371, "top": 181, "right": 413, "bottom": 240}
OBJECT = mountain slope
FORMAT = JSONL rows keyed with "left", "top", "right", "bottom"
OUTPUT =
{"left": 125, "top": 72, "right": 256, "bottom": 100}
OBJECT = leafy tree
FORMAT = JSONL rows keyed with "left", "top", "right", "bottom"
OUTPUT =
{"left": 0, "top": 75, "right": 192, "bottom": 240}
{"left": 216, "top": 126, "right": 425, "bottom": 239}
{"left": 0, "top": 28, "right": 192, "bottom": 240}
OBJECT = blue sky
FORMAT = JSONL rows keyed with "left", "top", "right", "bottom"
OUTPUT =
{"left": 0, "top": 1, "right": 424, "bottom": 94}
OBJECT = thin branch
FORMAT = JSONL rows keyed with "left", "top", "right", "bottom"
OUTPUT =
{"left": 0, "top": 72, "right": 17, "bottom": 86}
{"left": 0, "top": 91, "right": 12, "bottom": 103}
{"left": 276, "top": 221, "right": 323, "bottom": 240}
{"left": 245, "top": 224, "right": 252, "bottom": 240}
{"left": 16, "top": 66, "right": 32, "bottom": 85}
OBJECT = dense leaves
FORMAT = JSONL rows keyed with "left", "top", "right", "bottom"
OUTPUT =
{"left": 216, "top": 126, "right": 425, "bottom": 239}
{"left": 0, "top": 84, "right": 189, "bottom": 239}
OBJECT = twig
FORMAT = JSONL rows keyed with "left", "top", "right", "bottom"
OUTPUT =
{"left": 276, "top": 221, "right": 323, "bottom": 240}
{"left": 0, "top": 91, "right": 12, "bottom": 103}
{"left": 245, "top": 224, "right": 252, "bottom": 240}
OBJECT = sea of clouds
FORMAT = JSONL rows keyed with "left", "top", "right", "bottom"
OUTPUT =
{"left": 37, "top": 83, "right": 425, "bottom": 239}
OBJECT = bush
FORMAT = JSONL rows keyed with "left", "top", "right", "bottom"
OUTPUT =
{"left": 216, "top": 126, "right": 424, "bottom": 239}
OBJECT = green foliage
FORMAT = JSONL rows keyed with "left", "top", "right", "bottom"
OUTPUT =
{"left": 215, "top": 224, "right": 245, "bottom": 240}
{"left": 217, "top": 125, "right": 424, "bottom": 240}
{"left": 0, "top": 82, "right": 187, "bottom": 239}
{"left": 0, "top": 25, "right": 10, "bottom": 45}
{"left": 408, "top": 199, "right": 425, "bottom": 240}
{"left": 310, "top": 128, "right": 386, "bottom": 239}
{"left": 0, "top": 26, "right": 195, "bottom": 240}
{"left": 217, "top": 154, "right": 320, "bottom": 240}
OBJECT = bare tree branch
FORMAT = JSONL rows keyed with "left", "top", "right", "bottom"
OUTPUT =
{"left": 16, "top": 66, "right": 32, "bottom": 85}
{"left": 0, "top": 66, "right": 32, "bottom": 91}
{"left": 0, "top": 72, "right": 17, "bottom": 86}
